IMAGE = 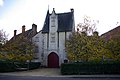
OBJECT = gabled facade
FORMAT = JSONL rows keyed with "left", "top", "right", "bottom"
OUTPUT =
{"left": 32, "top": 8, "right": 75, "bottom": 67}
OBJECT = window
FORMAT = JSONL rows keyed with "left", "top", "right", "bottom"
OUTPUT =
{"left": 51, "top": 19, "right": 55, "bottom": 27}
{"left": 35, "top": 46, "right": 39, "bottom": 53}
{"left": 51, "top": 19, "right": 55, "bottom": 22}
{"left": 35, "top": 37, "right": 39, "bottom": 42}
{"left": 51, "top": 16, "right": 56, "bottom": 19}
{"left": 51, "top": 33, "right": 55, "bottom": 43}
{"left": 51, "top": 16, "right": 56, "bottom": 27}
{"left": 51, "top": 26, "right": 55, "bottom": 27}
{"left": 51, "top": 33, "right": 55, "bottom": 35}
{"left": 51, "top": 37, "right": 55, "bottom": 43}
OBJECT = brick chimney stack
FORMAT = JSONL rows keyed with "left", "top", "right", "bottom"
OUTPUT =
{"left": 14, "top": 30, "right": 17, "bottom": 36}
{"left": 32, "top": 23, "right": 37, "bottom": 35}
{"left": 22, "top": 25, "right": 25, "bottom": 33}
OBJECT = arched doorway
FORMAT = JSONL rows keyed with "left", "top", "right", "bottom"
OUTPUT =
{"left": 48, "top": 52, "right": 59, "bottom": 68}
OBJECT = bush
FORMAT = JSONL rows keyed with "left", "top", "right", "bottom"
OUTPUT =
{"left": 0, "top": 60, "right": 16, "bottom": 72}
{"left": 61, "top": 61, "right": 120, "bottom": 75}
{"left": 0, "top": 60, "right": 41, "bottom": 72}
{"left": 25, "top": 62, "right": 41, "bottom": 70}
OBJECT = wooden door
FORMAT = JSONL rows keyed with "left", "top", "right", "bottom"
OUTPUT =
{"left": 48, "top": 52, "right": 59, "bottom": 68}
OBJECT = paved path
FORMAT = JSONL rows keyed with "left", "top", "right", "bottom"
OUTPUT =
{"left": 0, "top": 68, "right": 120, "bottom": 78}
{"left": 0, "top": 68, "right": 61, "bottom": 77}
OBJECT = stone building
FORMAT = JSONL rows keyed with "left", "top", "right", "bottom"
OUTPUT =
{"left": 32, "top": 8, "right": 75, "bottom": 67}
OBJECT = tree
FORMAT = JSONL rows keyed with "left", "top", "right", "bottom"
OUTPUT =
{"left": 105, "top": 39, "right": 120, "bottom": 61}
{"left": 0, "top": 29, "right": 8, "bottom": 47}
{"left": 66, "top": 31, "right": 112, "bottom": 62}
{"left": 65, "top": 16, "right": 111, "bottom": 62}
{"left": 0, "top": 29, "right": 8, "bottom": 59}
{"left": 87, "top": 33, "right": 112, "bottom": 61}
{"left": 77, "top": 16, "right": 98, "bottom": 35}
{"left": 66, "top": 32, "right": 89, "bottom": 61}
{"left": 1, "top": 35, "right": 35, "bottom": 61}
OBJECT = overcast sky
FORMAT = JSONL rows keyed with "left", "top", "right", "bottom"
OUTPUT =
{"left": 0, "top": 0, "right": 120, "bottom": 39}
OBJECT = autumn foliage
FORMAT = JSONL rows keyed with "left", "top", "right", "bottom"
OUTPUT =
{"left": 0, "top": 35, "right": 35, "bottom": 61}
{"left": 65, "top": 16, "right": 120, "bottom": 62}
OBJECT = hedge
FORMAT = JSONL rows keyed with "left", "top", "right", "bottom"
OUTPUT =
{"left": 0, "top": 60, "right": 41, "bottom": 72}
{"left": 0, "top": 60, "right": 16, "bottom": 72}
{"left": 61, "top": 61, "right": 120, "bottom": 75}
{"left": 30, "top": 62, "right": 41, "bottom": 69}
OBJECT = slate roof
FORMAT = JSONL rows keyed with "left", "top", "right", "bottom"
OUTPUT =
{"left": 9, "top": 29, "right": 33, "bottom": 42}
{"left": 42, "top": 10, "right": 74, "bottom": 33}
{"left": 42, "top": 10, "right": 49, "bottom": 33}
{"left": 57, "top": 12, "right": 73, "bottom": 32}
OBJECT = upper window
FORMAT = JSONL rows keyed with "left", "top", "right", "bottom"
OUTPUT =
{"left": 51, "top": 26, "right": 55, "bottom": 27}
{"left": 51, "top": 15, "right": 56, "bottom": 28}
{"left": 35, "top": 46, "right": 39, "bottom": 53}
{"left": 51, "top": 19, "right": 55, "bottom": 27}
{"left": 51, "top": 18, "right": 55, "bottom": 27}
{"left": 51, "top": 33, "right": 55, "bottom": 35}
{"left": 51, "top": 16, "right": 56, "bottom": 19}
{"left": 51, "top": 19, "right": 55, "bottom": 22}
{"left": 35, "top": 37, "right": 39, "bottom": 42}
{"left": 51, "top": 37, "right": 55, "bottom": 43}
{"left": 51, "top": 33, "right": 55, "bottom": 43}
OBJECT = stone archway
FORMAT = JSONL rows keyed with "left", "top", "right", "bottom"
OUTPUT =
{"left": 48, "top": 52, "right": 59, "bottom": 68}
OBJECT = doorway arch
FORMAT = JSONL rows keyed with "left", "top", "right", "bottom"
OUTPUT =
{"left": 48, "top": 52, "right": 59, "bottom": 68}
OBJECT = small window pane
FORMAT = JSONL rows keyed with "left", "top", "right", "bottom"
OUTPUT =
{"left": 35, "top": 46, "right": 39, "bottom": 53}
{"left": 51, "top": 37, "right": 55, "bottom": 43}
{"left": 51, "top": 19, "right": 55, "bottom": 22}
{"left": 35, "top": 37, "right": 39, "bottom": 42}
{"left": 51, "top": 16, "right": 56, "bottom": 19}
{"left": 51, "top": 26, "right": 55, "bottom": 27}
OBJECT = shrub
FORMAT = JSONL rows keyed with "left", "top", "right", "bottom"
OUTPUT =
{"left": 0, "top": 60, "right": 16, "bottom": 72}
{"left": 26, "top": 62, "right": 41, "bottom": 70}
{"left": 61, "top": 61, "right": 120, "bottom": 75}
{"left": 0, "top": 60, "right": 41, "bottom": 72}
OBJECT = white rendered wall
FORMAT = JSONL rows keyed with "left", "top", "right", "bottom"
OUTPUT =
{"left": 58, "top": 32, "right": 71, "bottom": 63}
{"left": 32, "top": 31, "right": 43, "bottom": 62}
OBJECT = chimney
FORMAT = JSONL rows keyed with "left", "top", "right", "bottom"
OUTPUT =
{"left": 32, "top": 23, "right": 37, "bottom": 35}
{"left": 70, "top": 8, "right": 74, "bottom": 12}
{"left": 14, "top": 30, "right": 17, "bottom": 36}
{"left": 22, "top": 25, "right": 25, "bottom": 33}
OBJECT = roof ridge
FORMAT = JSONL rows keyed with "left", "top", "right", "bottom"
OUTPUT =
{"left": 49, "top": 12, "right": 72, "bottom": 15}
